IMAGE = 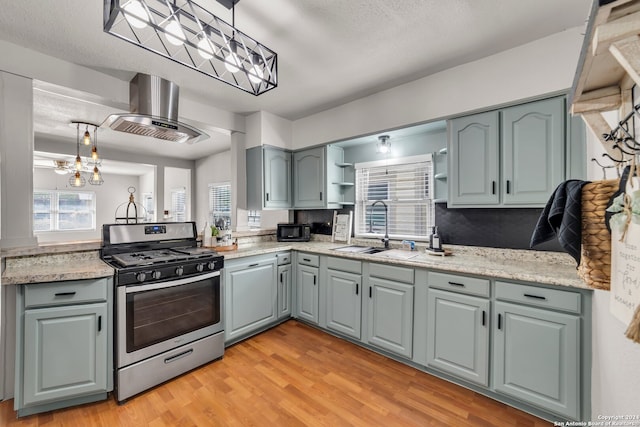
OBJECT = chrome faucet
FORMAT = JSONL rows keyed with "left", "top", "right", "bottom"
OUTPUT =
{"left": 369, "top": 200, "right": 390, "bottom": 249}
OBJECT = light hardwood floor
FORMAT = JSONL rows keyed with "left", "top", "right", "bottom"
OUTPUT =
{"left": 1, "top": 320, "right": 550, "bottom": 426}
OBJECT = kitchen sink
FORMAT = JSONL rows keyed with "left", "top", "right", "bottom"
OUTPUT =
{"left": 332, "top": 245, "right": 388, "bottom": 254}
{"left": 370, "top": 249, "right": 421, "bottom": 260}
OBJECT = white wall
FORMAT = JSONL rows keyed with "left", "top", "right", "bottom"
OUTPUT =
{"left": 292, "top": 27, "right": 585, "bottom": 149}
{"left": 194, "top": 150, "right": 231, "bottom": 233}
{"left": 33, "top": 168, "right": 140, "bottom": 243}
{"left": 164, "top": 167, "right": 191, "bottom": 221}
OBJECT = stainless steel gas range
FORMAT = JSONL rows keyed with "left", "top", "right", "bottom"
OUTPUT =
{"left": 101, "top": 222, "right": 224, "bottom": 402}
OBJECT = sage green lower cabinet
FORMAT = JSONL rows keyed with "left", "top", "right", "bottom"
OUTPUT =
{"left": 224, "top": 255, "right": 278, "bottom": 344}
{"left": 15, "top": 277, "right": 113, "bottom": 417}
{"left": 366, "top": 265, "right": 414, "bottom": 359}
{"left": 427, "top": 289, "right": 490, "bottom": 386}
{"left": 493, "top": 300, "right": 580, "bottom": 420}
{"left": 277, "top": 263, "right": 292, "bottom": 319}
{"left": 296, "top": 253, "right": 320, "bottom": 324}
{"left": 325, "top": 269, "right": 362, "bottom": 339}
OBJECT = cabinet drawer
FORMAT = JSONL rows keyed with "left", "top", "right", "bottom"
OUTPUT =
{"left": 369, "top": 263, "right": 414, "bottom": 284}
{"left": 495, "top": 281, "right": 581, "bottom": 314}
{"left": 276, "top": 252, "right": 291, "bottom": 265}
{"left": 24, "top": 278, "right": 108, "bottom": 308}
{"left": 429, "top": 272, "right": 490, "bottom": 298}
{"left": 327, "top": 256, "right": 361, "bottom": 274}
{"left": 297, "top": 253, "right": 320, "bottom": 267}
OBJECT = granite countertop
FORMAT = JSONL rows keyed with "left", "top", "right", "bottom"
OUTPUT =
{"left": 2, "top": 250, "right": 113, "bottom": 285}
{"left": 222, "top": 240, "right": 589, "bottom": 290}
{"left": 1, "top": 238, "right": 589, "bottom": 290}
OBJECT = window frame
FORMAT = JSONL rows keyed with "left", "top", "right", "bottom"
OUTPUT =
{"left": 208, "top": 182, "right": 232, "bottom": 229}
{"left": 33, "top": 189, "right": 96, "bottom": 233}
{"left": 354, "top": 154, "right": 434, "bottom": 242}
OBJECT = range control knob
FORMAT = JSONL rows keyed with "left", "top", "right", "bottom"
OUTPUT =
{"left": 207, "top": 261, "right": 216, "bottom": 270}
{"left": 136, "top": 272, "right": 146, "bottom": 283}
{"left": 196, "top": 263, "right": 205, "bottom": 272}
{"left": 175, "top": 266, "right": 184, "bottom": 276}
{"left": 152, "top": 271, "right": 162, "bottom": 280}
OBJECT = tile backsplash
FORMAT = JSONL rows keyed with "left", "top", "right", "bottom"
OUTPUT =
{"left": 295, "top": 204, "right": 562, "bottom": 252}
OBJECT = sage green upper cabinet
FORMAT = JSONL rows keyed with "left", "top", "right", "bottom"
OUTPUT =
{"left": 449, "top": 111, "right": 500, "bottom": 205}
{"left": 501, "top": 97, "right": 565, "bottom": 205}
{"left": 448, "top": 96, "right": 566, "bottom": 207}
{"left": 293, "top": 147, "right": 325, "bottom": 208}
{"left": 293, "top": 145, "right": 351, "bottom": 209}
{"left": 246, "top": 146, "right": 292, "bottom": 209}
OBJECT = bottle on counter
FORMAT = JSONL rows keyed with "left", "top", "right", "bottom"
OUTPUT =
{"left": 429, "top": 226, "right": 443, "bottom": 251}
{"left": 202, "top": 221, "right": 211, "bottom": 247}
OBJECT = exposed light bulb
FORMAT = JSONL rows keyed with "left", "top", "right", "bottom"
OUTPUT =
{"left": 164, "top": 19, "right": 186, "bottom": 46}
{"left": 75, "top": 155, "right": 82, "bottom": 171}
{"left": 225, "top": 52, "right": 241, "bottom": 73}
{"left": 248, "top": 64, "right": 264, "bottom": 84}
{"left": 197, "top": 36, "right": 215, "bottom": 60}
{"left": 74, "top": 172, "right": 82, "bottom": 187}
{"left": 379, "top": 143, "right": 390, "bottom": 154}
{"left": 83, "top": 128, "right": 91, "bottom": 145}
{"left": 91, "top": 146, "right": 98, "bottom": 161}
{"left": 93, "top": 167, "right": 100, "bottom": 181}
{"left": 123, "top": 0, "right": 149, "bottom": 29}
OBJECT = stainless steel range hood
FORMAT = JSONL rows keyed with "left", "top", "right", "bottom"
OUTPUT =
{"left": 103, "top": 73, "right": 207, "bottom": 144}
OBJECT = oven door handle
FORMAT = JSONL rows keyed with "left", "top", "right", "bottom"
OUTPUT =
{"left": 124, "top": 270, "right": 220, "bottom": 293}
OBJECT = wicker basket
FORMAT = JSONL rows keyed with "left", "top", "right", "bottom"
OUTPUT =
{"left": 577, "top": 179, "right": 619, "bottom": 290}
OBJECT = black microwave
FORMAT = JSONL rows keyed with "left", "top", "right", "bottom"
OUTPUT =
{"left": 277, "top": 223, "right": 311, "bottom": 242}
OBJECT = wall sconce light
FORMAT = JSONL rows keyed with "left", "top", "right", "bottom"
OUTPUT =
{"left": 377, "top": 135, "right": 391, "bottom": 154}
{"left": 103, "top": 0, "right": 278, "bottom": 96}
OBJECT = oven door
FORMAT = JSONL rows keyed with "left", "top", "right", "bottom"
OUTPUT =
{"left": 116, "top": 271, "right": 223, "bottom": 368}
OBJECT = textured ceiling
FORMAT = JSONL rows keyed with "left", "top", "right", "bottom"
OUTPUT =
{"left": 0, "top": 0, "right": 593, "bottom": 161}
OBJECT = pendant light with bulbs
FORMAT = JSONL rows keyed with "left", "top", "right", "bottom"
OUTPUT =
{"left": 104, "top": 0, "right": 277, "bottom": 96}
{"left": 68, "top": 121, "right": 103, "bottom": 187}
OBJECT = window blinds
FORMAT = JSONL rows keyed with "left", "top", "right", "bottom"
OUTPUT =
{"left": 171, "top": 188, "right": 187, "bottom": 222}
{"left": 355, "top": 156, "right": 434, "bottom": 239}
{"left": 208, "top": 183, "right": 231, "bottom": 228}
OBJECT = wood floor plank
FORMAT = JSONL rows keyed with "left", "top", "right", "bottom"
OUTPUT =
{"left": 0, "top": 320, "right": 551, "bottom": 426}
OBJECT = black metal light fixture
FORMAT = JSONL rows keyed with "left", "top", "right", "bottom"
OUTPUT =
{"left": 69, "top": 121, "right": 104, "bottom": 187}
{"left": 103, "top": 0, "right": 278, "bottom": 96}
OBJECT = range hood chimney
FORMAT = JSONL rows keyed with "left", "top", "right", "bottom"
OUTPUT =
{"left": 103, "top": 73, "right": 207, "bottom": 143}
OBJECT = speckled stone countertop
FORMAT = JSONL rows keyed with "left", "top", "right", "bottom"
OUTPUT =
{"left": 1, "top": 237, "right": 590, "bottom": 290}
{"left": 2, "top": 250, "right": 113, "bottom": 285}
{"left": 222, "top": 240, "right": 590, "bottom": 290}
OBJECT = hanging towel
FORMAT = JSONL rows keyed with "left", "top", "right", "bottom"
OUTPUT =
{"left": 530, "top": 180, "right": 590, "bottom": 265}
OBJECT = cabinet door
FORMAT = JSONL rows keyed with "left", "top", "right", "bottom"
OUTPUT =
{"left": 297, "top": 265, "right": 319, "bottom": 324}
{"left": 293, "top": 147, "right": 325, "bottom": 208}
{"left": 493, "top": 301, "right": 580, "bottom": 420}
{"left": 277, "top": 264, "right": 292, "bottom": 319}
{"left": 225, "top": 260, "right": 277, "bottom": 342}
{"left": 263, "top": 148, "right": 292, "bottom": 209}
{"left": 448, "top": 111, "right": 499, "bottom": 206}
{"left": 501, "top": 97, "right": 564, "bottom": 205}
{"left": 326, "top": 269, "right": 361, "bottom": 339}
{"left": 23, "top": 303, "right": 107, "bottom": 406}
{"left": 427, "top": 289, "right": 490, "bottom": 386}
{"left": 366, "top": 277, "right": 414, "bottom": 358}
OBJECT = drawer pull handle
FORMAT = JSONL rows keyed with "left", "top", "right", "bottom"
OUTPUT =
{"left": 506, "top": 180, "right": 511, "bottom": 194}
{"left": 482, "top": 310, "right": 486, "bottom": 326}
{"left": 492, "top": 181, "right": 496, "bottom": 195}
{"left": 356, "top": 283, "right": 359, "bottom": 295}
{"left": 54, "top": 292, "right": 76, "bottom": 297}
{"left": 266, "top": 192, "right": 269, "bottom": 201}
{"left": 248, "top": 263, "right": 259, "bottom": 267}
{"left": 98, "top": 315, "right": 102, "bottom": 332}
{"left": 313, "top": 275, "right": 316, "bottom": 285}
{"left": 448, "top": 281, "right": 465, "bottom": 287}
{"left": 303, "top": 258, "right": 311, "bottom": 262}
{"left": 164, "top": 349, "right": 194, "bottom": 364}
{"left": 498, "top": 313, "right": 502, "bottom": 330}
{"left": 524, "top": 293, "right": 547, "bottom": 301}
{"left": 280, "top": 273, "right": 283, "bottom": 283}
{"left": 369, "top": 286, "right": 372, "bottom": 298}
